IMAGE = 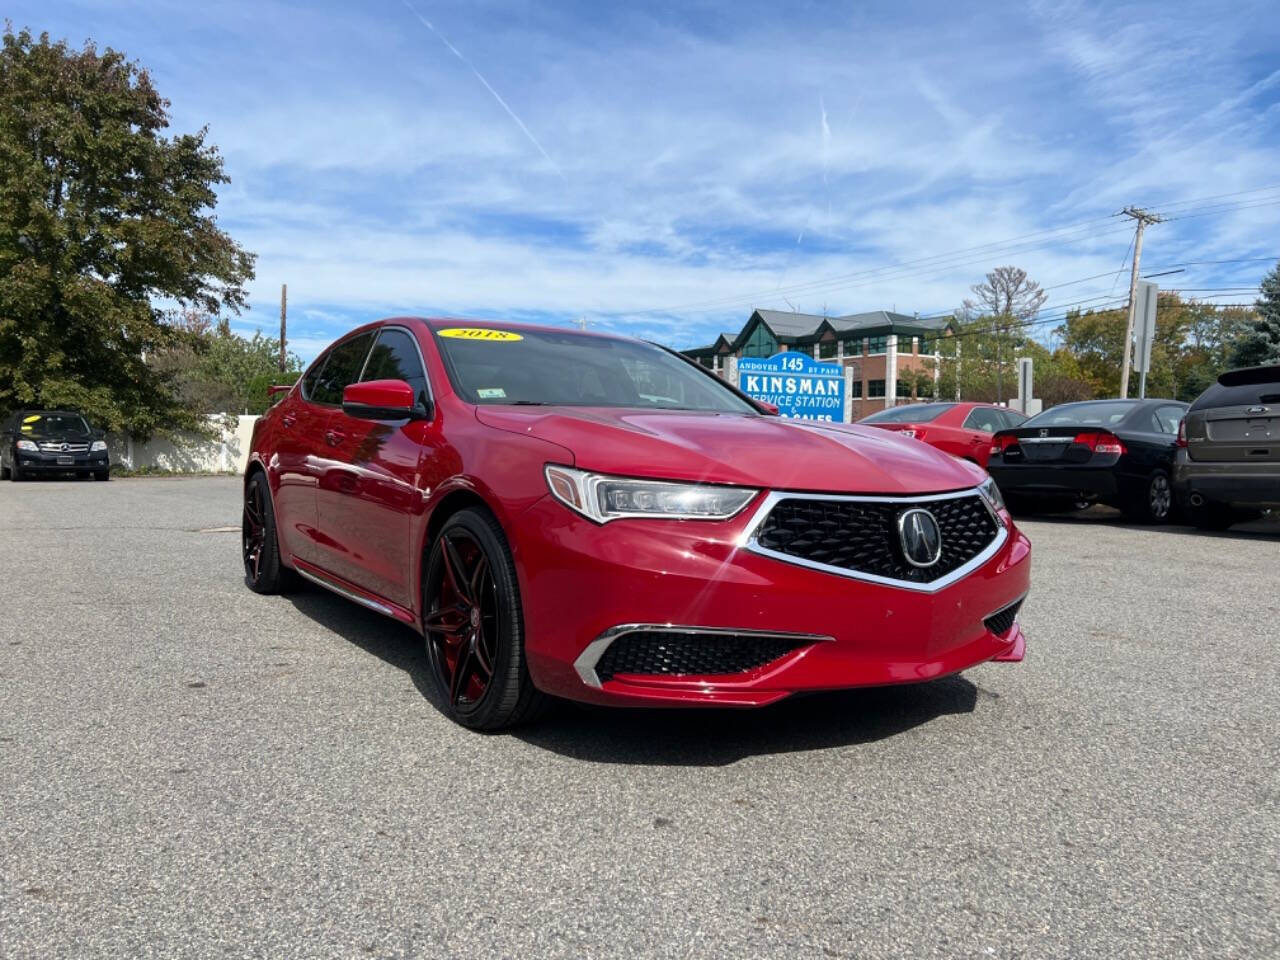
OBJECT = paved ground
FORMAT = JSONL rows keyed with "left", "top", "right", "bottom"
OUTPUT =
{"left": 0, "top": 477, "right": 1277, "bottom": 959}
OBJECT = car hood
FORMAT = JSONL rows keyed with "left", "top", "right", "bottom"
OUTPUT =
{"left": 474, "top": 407, "right": 985, "bottom": 494}
{"left": 16, "top": 430, "right": 94, "bottom": 443}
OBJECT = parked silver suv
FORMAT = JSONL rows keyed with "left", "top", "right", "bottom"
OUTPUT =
{"left": 1173, "top": 365, "right": 1280, "bottom": 529}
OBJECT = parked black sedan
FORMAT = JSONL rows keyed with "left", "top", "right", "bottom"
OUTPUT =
{"left": 988, "top": 398, "right": 1187, "bottom": 523}
{"left": 0, "top": 410, "right": 111, "bottom": 481}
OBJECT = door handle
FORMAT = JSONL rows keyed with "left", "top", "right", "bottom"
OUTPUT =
{"left": 281, "top": 414, "right": 296, "bottom": 428}
{"left": 325, "top": 430, "right": 345, "bottom": 447}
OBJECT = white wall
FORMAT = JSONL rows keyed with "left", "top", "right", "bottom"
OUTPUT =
{"left": 108, "top": 415, "right": 258, "bottom": 474}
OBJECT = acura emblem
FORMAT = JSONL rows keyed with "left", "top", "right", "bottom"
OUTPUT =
{"left": 898, "top": 508, "right": 943, "bottom": 568}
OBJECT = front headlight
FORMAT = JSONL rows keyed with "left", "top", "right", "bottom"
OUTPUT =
{"left": 90, "top": 440, "right": 107, "bottom": 452}
{"left": 978, "top": 476, "right": 1006, "bottom": 516}
{"left": 544, "top": 465, "right": 757, "bottom": 523}
{"left": 16, "top": 439, "right": 38, "bottom": 452}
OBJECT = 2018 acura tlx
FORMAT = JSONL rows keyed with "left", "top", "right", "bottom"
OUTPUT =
{"left": 243, "top": 318, "right": 1031, "bottom": 729}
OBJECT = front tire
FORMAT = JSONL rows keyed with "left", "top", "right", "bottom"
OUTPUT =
{"left": 94, "top": 469, "right": 110, "bottom": 482}
{"left": 242, "top": 471, "right": 296, "bottom": 594}
{"left": 422, "top": 508, "right": 546, "bottom": 730}
{"left": 1123, "top": 469, "right": 1173, "bottom": 524}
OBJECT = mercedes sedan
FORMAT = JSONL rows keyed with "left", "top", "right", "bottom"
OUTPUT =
{"left": 243, "top": 318, "right": 1031, "bottom": 729}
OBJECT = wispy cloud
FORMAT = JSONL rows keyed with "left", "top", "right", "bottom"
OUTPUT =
{"left": 399, "top": 0, "right": 564, "bottom": 178}
{"left": 12, "top": 0, "right": 1280, "bottom": 357}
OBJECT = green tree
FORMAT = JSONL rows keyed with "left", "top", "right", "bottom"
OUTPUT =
{"left": 1230, "top": 261, "right": 1280, "bottom": 368}
{"left": 150, "top": 312, "right": 302, "bottom": 415}
{"left": 1056, "top": 293, "right": 1198, "bottom": 399}
{"left": 0, "top": 28, "right": 254, "bottom": 436}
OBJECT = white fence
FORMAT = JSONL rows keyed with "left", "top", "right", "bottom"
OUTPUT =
{"left": 108, "top": 415, "right": 259, "bottom": 474}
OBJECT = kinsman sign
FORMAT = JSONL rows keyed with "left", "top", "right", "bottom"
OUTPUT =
{"left": 738, "top": 353, "right": 846, "bottom": 422}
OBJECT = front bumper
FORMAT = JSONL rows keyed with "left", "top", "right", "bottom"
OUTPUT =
{"left": 1172, "top": 450, "right": 1280, "bottom": 508}
{"left": 16, "top": 452, "right": 109, "bottom": 473}
{"left": 511, "top": 492, "right": 1031, "bottom": 707}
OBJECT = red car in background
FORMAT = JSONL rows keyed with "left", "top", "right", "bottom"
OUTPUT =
{"left": 242, "top": 319, "right": 1031, "bottom": 730}
{"left": 860, "top": 402, "right": 1028, "bottom": 468}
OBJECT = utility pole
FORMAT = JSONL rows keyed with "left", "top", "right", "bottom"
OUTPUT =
{"left": 1118, "top": 207, "right": 1162, "bottom": 398}
{"left": 954, "top": 335, "right": 961, "bottom": 402}
{"left": 279, "top": 284, "right": 287, "bottom": 373}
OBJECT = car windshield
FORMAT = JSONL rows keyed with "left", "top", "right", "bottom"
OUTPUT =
{"left": 861, "top": 403, "right": 953, "bottom": 424}
{"left": 17, "top": 413, "right": 90, "bottom": 434}
{"left": 1023, "top": 401, "right": 1134, "bottom": 427}
{"left": 434, "top": 327, "right": 758, "bottom": 413}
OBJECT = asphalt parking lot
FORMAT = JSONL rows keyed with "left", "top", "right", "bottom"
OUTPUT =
{"left": 1, "top": 477, "right": 1277, "bottom": 959}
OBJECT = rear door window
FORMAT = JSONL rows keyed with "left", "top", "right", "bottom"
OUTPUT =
{"left": 310, "top": 332, "right": 376, "bottom": 406}
{"left": 1154, "top": 405, "right": 1185, "bottom": 434}
{"left": 962, "top": 407, "right": 1004, "bottom": 432}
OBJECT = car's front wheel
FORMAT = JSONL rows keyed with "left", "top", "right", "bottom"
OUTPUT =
{"left": 422, "top": 508, "right": 546, "bottom": 730}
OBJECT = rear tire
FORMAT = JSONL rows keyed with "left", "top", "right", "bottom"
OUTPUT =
{"left": 242, "top": 471, "right": 297, "bottom": 594}
{"left": 1123, "top": 469, "right": 1173, "bottom": 524}
{"left": 1187, "top": 502, "right": 1261, "bottom": 531}
{"left": 422, "top": 507, "right": 547, "bottom": 731}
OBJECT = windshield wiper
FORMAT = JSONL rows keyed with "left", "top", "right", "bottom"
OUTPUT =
{"left": 507, "top": 400, "right": 548, "bottom": 406}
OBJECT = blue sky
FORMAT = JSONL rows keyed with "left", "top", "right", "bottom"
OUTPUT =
{"left": 19, "top": 0, "right": 1280, "bottom": 359}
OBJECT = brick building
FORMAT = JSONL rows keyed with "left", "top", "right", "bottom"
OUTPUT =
{"left": 683, "top": 309, "right": 953, "bottom": 418}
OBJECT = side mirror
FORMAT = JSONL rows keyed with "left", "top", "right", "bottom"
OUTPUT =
{"left": 757, "top": 401, "right": 781, "bottom": 416}
{"left": 342, "top": 380, "right": 431, "bottom": 421}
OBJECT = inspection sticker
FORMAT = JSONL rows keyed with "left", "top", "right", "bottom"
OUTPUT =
{"left": 477, "top": 388, "right": 507, "bottom": 399}
{"left": 438, "top": 328, "right": 523, "bottom": 342}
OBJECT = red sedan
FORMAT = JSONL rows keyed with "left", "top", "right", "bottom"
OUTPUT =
{"left": 860, "top": 402, "right": 1028, "bottom": 468}
{"left": 243, "top": 319, "right": 1031, "bottom": 729}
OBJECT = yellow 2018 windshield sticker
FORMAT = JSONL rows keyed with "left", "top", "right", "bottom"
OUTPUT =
{"left": 439, "top": 328, "right": 523, "bottom": 342}
{"left": 23, "top": 415, "right": 40, "bottom": 423}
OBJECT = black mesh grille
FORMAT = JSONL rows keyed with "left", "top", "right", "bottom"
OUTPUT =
{"left": 595, "top": 631, "right": 809, "bottom": 681}
{"left": 754, "top": 494, "right": 998, "bottom": 584}
{"left": 984, "top": 598, "right": 1024, "bottom": 636}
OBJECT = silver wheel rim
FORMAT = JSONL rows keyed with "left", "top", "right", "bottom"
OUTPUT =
{"left": 1149, "top": 475, "right": 1171, "bottom": 518}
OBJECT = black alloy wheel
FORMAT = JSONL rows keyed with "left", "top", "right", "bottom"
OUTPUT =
{"left": 422, "top": 508, "right": 546, "bottom": 730}
{"left": 242, "top": 472, "right": 295, "bottom": 594}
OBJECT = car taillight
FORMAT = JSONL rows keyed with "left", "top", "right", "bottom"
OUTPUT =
{"left": 1074, "top": 431, "right": 1126, "bottom": 455}
{"left": 1176, "top": 419, "right": 1187, "bottom": 448}
{"left": 900, "top": 428, "right": 923, "bottom": 439}
{"left": 990, "top": 434, "right": 1017, "bottom": 456}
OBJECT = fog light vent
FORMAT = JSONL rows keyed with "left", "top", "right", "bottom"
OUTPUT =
{"left": 984, "top": 598, "right": 1024, "bottom": 637}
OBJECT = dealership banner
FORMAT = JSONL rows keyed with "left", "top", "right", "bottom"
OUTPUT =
{"left": 737, "top": 352, "right": 845, "bottom": 422}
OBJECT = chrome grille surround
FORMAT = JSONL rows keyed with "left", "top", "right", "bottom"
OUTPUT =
{"left": 740, "top": 487, "right": 1007, "bottom": 594}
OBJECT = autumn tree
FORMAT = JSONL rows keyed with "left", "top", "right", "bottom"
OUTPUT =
{"left": 960, "top": 267, "right": 1048, "bottom": 402}
{"left": 0, "top": 28, "right": 254, "bottom": 436}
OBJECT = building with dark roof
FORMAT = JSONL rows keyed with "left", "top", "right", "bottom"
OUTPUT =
{"left": 683, "top": 308, "right": 954, "bottom": 417}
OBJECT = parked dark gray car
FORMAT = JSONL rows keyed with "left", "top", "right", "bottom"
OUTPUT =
{"left": 1173, "top": 365, "right": 1280, "bottom": 529}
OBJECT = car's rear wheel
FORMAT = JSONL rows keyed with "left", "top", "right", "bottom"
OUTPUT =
{"left": 1123, "top": 469, "right": 1173, "bottom": 524}
{"left": 422, "top": 508, "right": 546, "bottom": 730}
{"left": 1186, "top": 501, "right": 1261, "bottom": 531}
{"left": 243, "top": 471, "right": 296, "bottom": 594}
